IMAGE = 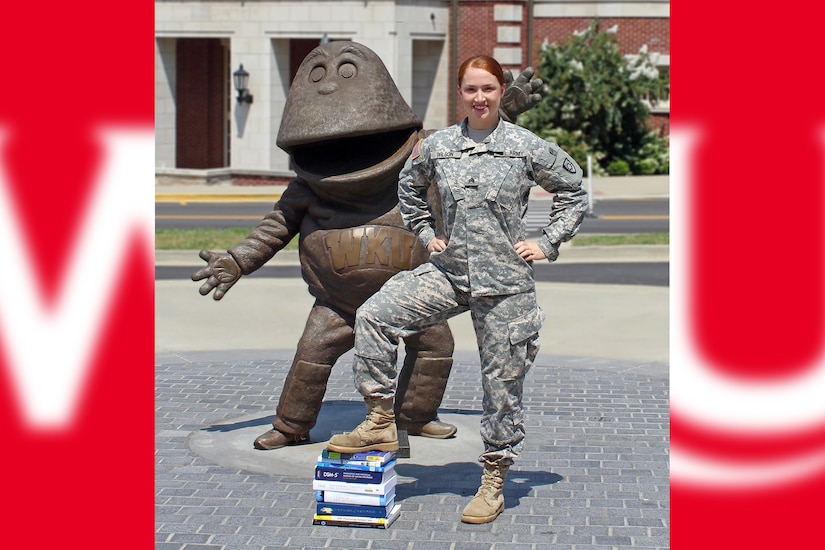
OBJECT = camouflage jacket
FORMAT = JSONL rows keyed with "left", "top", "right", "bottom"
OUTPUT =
{"left": 399, "top": 118, "right": 587, "bottom": 297}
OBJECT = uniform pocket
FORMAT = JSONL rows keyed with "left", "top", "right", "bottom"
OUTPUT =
{"left": 412, "top": 262, "right": 438, "bottom": 276}
{"left": 507, "top": 306, "right": 546, "bottom": 345}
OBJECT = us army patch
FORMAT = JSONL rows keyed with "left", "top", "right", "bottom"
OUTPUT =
{"left": 411, "top": 138, "right": 423, "bottom": 160}
{"left": 563, "top": 157, "right": 576, "bottom": 174}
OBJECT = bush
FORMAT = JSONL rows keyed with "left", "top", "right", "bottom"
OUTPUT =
{"left": 636, "top": 158, "right": 658, "bottom": 175}
{"left": 606, "top": 159, "right": 630, "bottom": 176}
{"left": 519, "top": 20, "right": 668, "bottom": 177}
{"left": 630, "top": 130, "right": 670, "bottom": 175}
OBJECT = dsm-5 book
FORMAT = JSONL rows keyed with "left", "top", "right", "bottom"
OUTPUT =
{"left": 314, "top": 462, "right": 395, "bottom": 484}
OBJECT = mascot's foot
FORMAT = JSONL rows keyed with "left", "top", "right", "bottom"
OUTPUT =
{"left": 398, "top": 417, "right": 457, "bottom": 439}
{"left": 253, "top": 429, "right": 309, "bottom": 450}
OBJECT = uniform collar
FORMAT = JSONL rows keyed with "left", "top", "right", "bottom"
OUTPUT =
{"left": 459, "top": 117, "right": 507, "bottom": 152}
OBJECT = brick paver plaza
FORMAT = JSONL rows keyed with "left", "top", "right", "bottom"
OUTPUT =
{"left": 155, "top": 349, "right": 669, "bottom": 549}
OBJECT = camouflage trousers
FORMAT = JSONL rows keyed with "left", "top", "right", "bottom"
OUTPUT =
{"left": 353, "top": 262, "right": 545, "bottom": 464}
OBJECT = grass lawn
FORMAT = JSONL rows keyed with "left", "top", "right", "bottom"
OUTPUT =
{"left": 155, "top": 228, "right": 668, "bottom": 250}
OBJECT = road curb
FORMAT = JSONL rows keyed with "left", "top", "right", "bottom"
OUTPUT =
{"left": 155, "top": 245, "right": 669, "bottom": 267}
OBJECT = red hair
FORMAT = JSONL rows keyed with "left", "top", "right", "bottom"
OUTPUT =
{"left": 458, "top": 55, "right": 506, "bottom": 87}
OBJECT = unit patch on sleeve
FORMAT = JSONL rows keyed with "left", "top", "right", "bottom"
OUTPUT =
{"left": 563, "top": 157, "right": 577, "bottom": 174}
{"left": 411, "top": 138, "right": 423, "bottom": 160}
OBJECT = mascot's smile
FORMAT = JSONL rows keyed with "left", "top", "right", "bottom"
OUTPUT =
{"left": 289, "top": 127, "right": 419, "bottom": 183}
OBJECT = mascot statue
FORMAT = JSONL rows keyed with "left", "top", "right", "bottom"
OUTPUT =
{"left": 192, "top": 41, "right": 542, "bottom": 450}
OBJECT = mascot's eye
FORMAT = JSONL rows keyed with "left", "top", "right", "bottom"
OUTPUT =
{"left": 338, "top": 63, "right": 356, "bottom": 79}
{"left": 309, "top": 66, "right": 326, "bottom": 83}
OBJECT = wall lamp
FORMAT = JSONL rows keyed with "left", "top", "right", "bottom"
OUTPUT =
{"left": 233, "top": 64, "right": 253, "bottom": 104}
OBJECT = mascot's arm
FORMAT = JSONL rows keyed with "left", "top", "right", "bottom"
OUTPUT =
{"left": 500, "top": 66, "right": 544, "bottom": 122}
{"left": 227, "top": 178, "right": 310, "bottom": 274}
{"left": 192, "top": 178, "right": 310, "bottom": 300}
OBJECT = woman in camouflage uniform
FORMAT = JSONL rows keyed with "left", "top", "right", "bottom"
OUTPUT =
{"left": 328, "top": 55, "right": 588, "bottom": 523}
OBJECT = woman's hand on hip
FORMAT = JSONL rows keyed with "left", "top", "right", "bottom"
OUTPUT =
{"left": 515, "top": 241, "right": 547, "bottom": 262}
{"left": 428, "top": 236, "right": 449, "bottom": 253}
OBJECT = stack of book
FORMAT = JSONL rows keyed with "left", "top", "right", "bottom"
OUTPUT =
{"left": 312, "top": 449, "right": 401, "bottom": 528}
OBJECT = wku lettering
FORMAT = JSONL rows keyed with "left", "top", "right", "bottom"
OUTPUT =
{"left": 0, "top": 128, "right": 154, "bottom": 429}
{"left": 669, "top": 127, "right": 825, "bottom": 486}
{"left": 324, "top": 226, "right": 416, "bottom": 272}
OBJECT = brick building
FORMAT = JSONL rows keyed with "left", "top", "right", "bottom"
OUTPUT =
{"left": 456, "top": 1, "right": 669, "bottom": 134}
{"left": 155, "top": 0, "right": 669, "bottom": 185}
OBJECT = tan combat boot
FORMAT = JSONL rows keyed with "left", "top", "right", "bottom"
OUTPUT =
{"left": 327, "top": 397, "right": 399, "bottom": 453}
{"left": 460, "top": 460, "right": 510, "bottom": 524}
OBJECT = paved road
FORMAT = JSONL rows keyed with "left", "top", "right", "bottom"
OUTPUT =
{"left": 155, "top": 198, "right": 669, "bottom": 234}
{"left": 527, "top": 199, "right": 668, "bottom": 236}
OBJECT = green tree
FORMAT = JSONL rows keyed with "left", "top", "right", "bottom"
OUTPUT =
{"left": 518, "top": 20, "right": 667, "bottom": 174}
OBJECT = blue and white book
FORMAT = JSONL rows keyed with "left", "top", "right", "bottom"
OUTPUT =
{"left": 315, "top": 498, "right": 396, "bottom": 519}
{"left": 312, "top": 472, "right": 397, "bottom": 495}
{"left": 315, "top": 487, "right": 396, "bottom": 506}
{"left": 316, "top": 455, "right": 396, "bottom": 472}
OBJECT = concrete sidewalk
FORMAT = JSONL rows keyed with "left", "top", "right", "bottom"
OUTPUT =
{"left": 156, "top": 275, "right": 668, "bottom": 364}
